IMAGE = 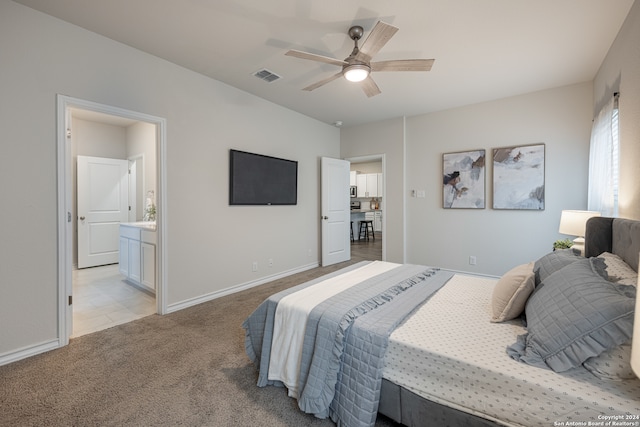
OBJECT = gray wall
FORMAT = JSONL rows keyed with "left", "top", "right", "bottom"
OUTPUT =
{"left": 342, "top": 118, "right": 407, "bottom": 263}
{"left": 593, "top": 0, "right": 640, "bottom": 220}
{"left": 405, "top": 83, "right": 592, "bottom": 275}
{"left": 342, "top": 83, "right": 593, "bottom": 276}
{"left": 0, "top": 0, "right": 339, "bottom": 359}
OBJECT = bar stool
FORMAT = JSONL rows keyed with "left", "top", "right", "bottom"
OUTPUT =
{"left": 350, "top": 221, "right": 354, "bottom": 242}
{"left": 358, "top": 220, "right": 375, "bottom": 241}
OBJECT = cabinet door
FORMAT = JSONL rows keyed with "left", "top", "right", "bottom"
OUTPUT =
{"left": 119, "top": 237, "right": 129, "bottom": 277}
{"left": 356, "top": 174, "right": 367, "bottom": 197}
{"left": 128, "top": 239, "right": 141, "bottom": 284}
{"left": 366, "top": 174, "right": 378, "bottom": 197}
{"left": 141, "top": 242, "right": 156, "bottom": 292}
{"left": 350, "top": 171, "right": 358, "bottom": 186}
{"left": 374, "top": 212, "right": 382, "bottom": 232}
{"left": 377, "top": 173, "right": 383, "bottom": 198}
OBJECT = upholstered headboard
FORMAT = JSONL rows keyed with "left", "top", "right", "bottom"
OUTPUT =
{"left": 584, "top": 217, "right": 640, "bottom": 272}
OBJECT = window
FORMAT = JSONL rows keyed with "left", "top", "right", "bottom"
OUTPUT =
{"left": 587, "top": 94, "right": 619, "bottom": 217}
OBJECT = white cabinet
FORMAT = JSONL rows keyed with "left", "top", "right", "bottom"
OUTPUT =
{"left": 141, "top": 241, "right": 156, "bottom": 290}
{"left": 119, "top": 223, "right": 156, "bottom": 293}
{"left": 374, "top": 211, "right": 382, "bottom": 232}
{"left": 366, "top": 174, "right": 378, "bottom": 197}
{"left": 350, "top": 171, "right": 358, "bottom": 186}
{"left": 356, "top": 174, "right": 367, "bottom": 197}
{"left": 357, "top": 173, "right": 383, "bottom": 197}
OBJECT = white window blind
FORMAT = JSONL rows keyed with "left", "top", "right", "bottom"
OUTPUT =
{"left": 587, "top": 94, "right": 619, "bottom": 216}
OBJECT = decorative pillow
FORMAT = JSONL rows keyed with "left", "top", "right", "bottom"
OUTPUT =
{"left": 490, "top": 262, "right": 535, "bottom": 323}
{"left": 506, "top": 257, "right": 635, "bottom": 372}
{"left": 583, "top": 341, "right": 635, "bottom": 380}
{"left": 533, "top": 249, "right": 583, "bottom": 287}
{"left": 599, "top": 252, "right": 638, "bottom": 286}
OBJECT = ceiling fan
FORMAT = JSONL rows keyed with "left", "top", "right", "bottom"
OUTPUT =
{"left": 285, "top": 21, "right": 435, "bottom": 97}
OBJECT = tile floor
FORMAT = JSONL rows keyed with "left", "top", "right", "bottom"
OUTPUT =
{"left": 71, "top": 264, "right": 156, "bottom": 338}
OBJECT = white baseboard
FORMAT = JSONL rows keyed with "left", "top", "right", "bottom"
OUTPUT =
{"left": 1, "top": 262, "right": 322, "bottom": 366}
{"left": 0, "top": 339, "right": 60, "bottom": 367}
{"left": 166, "top": 261, "right": 320, "bottom": 313}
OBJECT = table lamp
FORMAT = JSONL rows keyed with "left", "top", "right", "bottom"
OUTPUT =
{"left": 558, "top": 210, "right": 601, "bottom": 255}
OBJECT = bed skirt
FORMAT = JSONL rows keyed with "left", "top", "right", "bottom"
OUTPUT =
{"left": 378, "top": 379, "right": 500, "bottom": 427}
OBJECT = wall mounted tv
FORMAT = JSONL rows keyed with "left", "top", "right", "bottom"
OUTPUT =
{"left": 229, "top": 149, "right": 298, "bottom": 205}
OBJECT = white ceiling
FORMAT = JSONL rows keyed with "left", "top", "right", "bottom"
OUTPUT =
{"left": 14, "top": 0, "right": 634, "bottom": 127}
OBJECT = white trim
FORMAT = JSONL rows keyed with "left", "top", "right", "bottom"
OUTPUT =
{"left": 56, "top": 95, "right": 168, "bottom": 347}
{"left": 0, "top": 340, "right": 59, "bottom": 367}
{"left": 166, "top": 262, "right": 319, "bottom": 313}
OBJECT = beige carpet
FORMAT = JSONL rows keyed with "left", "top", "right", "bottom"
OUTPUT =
{"left": 0, "top": 261, "right": 398, "bottom": 427}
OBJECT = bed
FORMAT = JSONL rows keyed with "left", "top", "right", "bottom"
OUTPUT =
{"left": 243, "top": 217, "right": 640, "bottom": 427}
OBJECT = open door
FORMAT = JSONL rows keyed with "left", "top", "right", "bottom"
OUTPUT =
{"left": 321, "top": 157, "right": 351, "bottom": 266}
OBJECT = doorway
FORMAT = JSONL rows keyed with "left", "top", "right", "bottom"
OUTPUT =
{"left": 57, "top": 95, "right": 167, "bottom": 346}
{"left": 346, "top": 154, "right": 385, "bottom": 262}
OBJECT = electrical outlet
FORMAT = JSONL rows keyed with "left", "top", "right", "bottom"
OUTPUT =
{"left": 417, "top": 190, "right": 426, "bottom": 198}
{"left": 268, "top": 258, "right": 273, "bottom": 267}
{"left": 252, "top": 261, "right": 258, "bottom": 272}
{"left": 469, "top": 256, "right": 477, "bottom": 265}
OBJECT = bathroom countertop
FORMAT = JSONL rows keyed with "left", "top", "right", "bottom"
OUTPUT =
{"left": 121, "top": 221, "right": 157, "bottom": 231}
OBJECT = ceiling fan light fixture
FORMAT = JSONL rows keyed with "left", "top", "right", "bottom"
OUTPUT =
{"left": 343, "top": 64, "right": 370, "bottom": 82}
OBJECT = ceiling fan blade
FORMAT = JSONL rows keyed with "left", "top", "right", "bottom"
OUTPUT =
{"left": 285, "top": 50, "right": 346, "bottom": 67}
{"left": 356, "top": 21, "right": 399, "bottom": 62}
{"left": 302, "top": 71, "right": 343, "bottom": 92}
{"left": 371, "top": 59, "right": 435, "bottom": 72}
{"left": 361, "top": 76, "right": 381, "bottom": 98}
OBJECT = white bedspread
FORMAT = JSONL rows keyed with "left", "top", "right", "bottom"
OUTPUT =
{"left": 383, "top": 274, "right": 640, "bottom": 427}
{"left": 268, "top": 260, "right": 400, "bottom": 397}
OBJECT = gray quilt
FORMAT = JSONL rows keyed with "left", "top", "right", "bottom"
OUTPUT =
{"left": 243, "top": 263, "right": 454, "bottom": 427}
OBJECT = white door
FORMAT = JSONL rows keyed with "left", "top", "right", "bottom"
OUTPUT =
{"left": 77, "top": 155, "right": 129, "bottom": 268}
{"left": 321, "top": 157, "right": 350, "bottom": 266}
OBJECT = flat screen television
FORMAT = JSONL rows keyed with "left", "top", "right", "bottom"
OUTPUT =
{"left": 229, "top": 149, "right": 298, "bottom": 205}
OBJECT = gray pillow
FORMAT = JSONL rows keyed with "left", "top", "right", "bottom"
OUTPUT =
{"left": 507, "top": 257, "right": 635, "bottom": 372}
{"left": 533, "top": 249, "right": 583, "bottom": 287}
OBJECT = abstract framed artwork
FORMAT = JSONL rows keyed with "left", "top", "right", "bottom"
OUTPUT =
{"left": 492, "top": 143, "right": 545, "bottom": 210}
{"left": 442, "top": 149, "right": 486, "bottom": 209}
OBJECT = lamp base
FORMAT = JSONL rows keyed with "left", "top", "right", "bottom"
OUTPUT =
{"left": 572, "top": 237, "right": 585, "bottom": 256}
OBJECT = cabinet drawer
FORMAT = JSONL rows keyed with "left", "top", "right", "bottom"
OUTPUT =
{"left": 120, "top": 225, "right": 141, "bottom": 240}
{"left": 141, "top": 230, "right": 157, "bottom": 244}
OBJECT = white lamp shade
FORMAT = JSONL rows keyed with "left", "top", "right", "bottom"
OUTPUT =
{"left": 558, "top": 210, "right": 601, "bottom": 237}
{"left": 632, "top": 254, "right": 640, "bottom": 377}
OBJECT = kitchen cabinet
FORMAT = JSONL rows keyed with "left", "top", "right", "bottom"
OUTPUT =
{"left": 356, "top": 173, "right": 382, "bottom": 197}
{"left": 119, "top": 223, "right": 156, "bottom": 293}
{"left": 373, "top": 211, "right": 382, "bottom": 232}
{"left": 350, "top": 171, "right": 359, "bottom": 186}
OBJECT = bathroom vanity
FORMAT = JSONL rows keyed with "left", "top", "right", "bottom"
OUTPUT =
{"left": 119, "top": 222, "right": 156, "bottom": 293}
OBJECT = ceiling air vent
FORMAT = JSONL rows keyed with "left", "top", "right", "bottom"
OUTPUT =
{"left": 253, "top": 69, "right": 281, "bottom": 83}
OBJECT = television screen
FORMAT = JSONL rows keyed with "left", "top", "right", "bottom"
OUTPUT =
{"left": 229, "top": 149, "right": 298, "bottom": 205}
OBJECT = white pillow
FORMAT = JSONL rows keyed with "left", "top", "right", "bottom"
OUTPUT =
{"left": 599, "top": 252, "right": 638, "bottom": 286}
{"left": 490, "top": 262, "right": 535, "bottom": 323}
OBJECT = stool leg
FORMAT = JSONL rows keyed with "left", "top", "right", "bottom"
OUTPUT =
{"left": 350, "top": 221, "right": 354, "bottom": 242}
{"left": 369, "top": 221, "right": 375, "bottom": 240}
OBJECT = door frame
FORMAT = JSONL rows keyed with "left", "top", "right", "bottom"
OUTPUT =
{"left": 56, "top": 94, "right": 168, "bottom": 346}
{"left": 344, "top": 153, "right": 386, "bottom": 261}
